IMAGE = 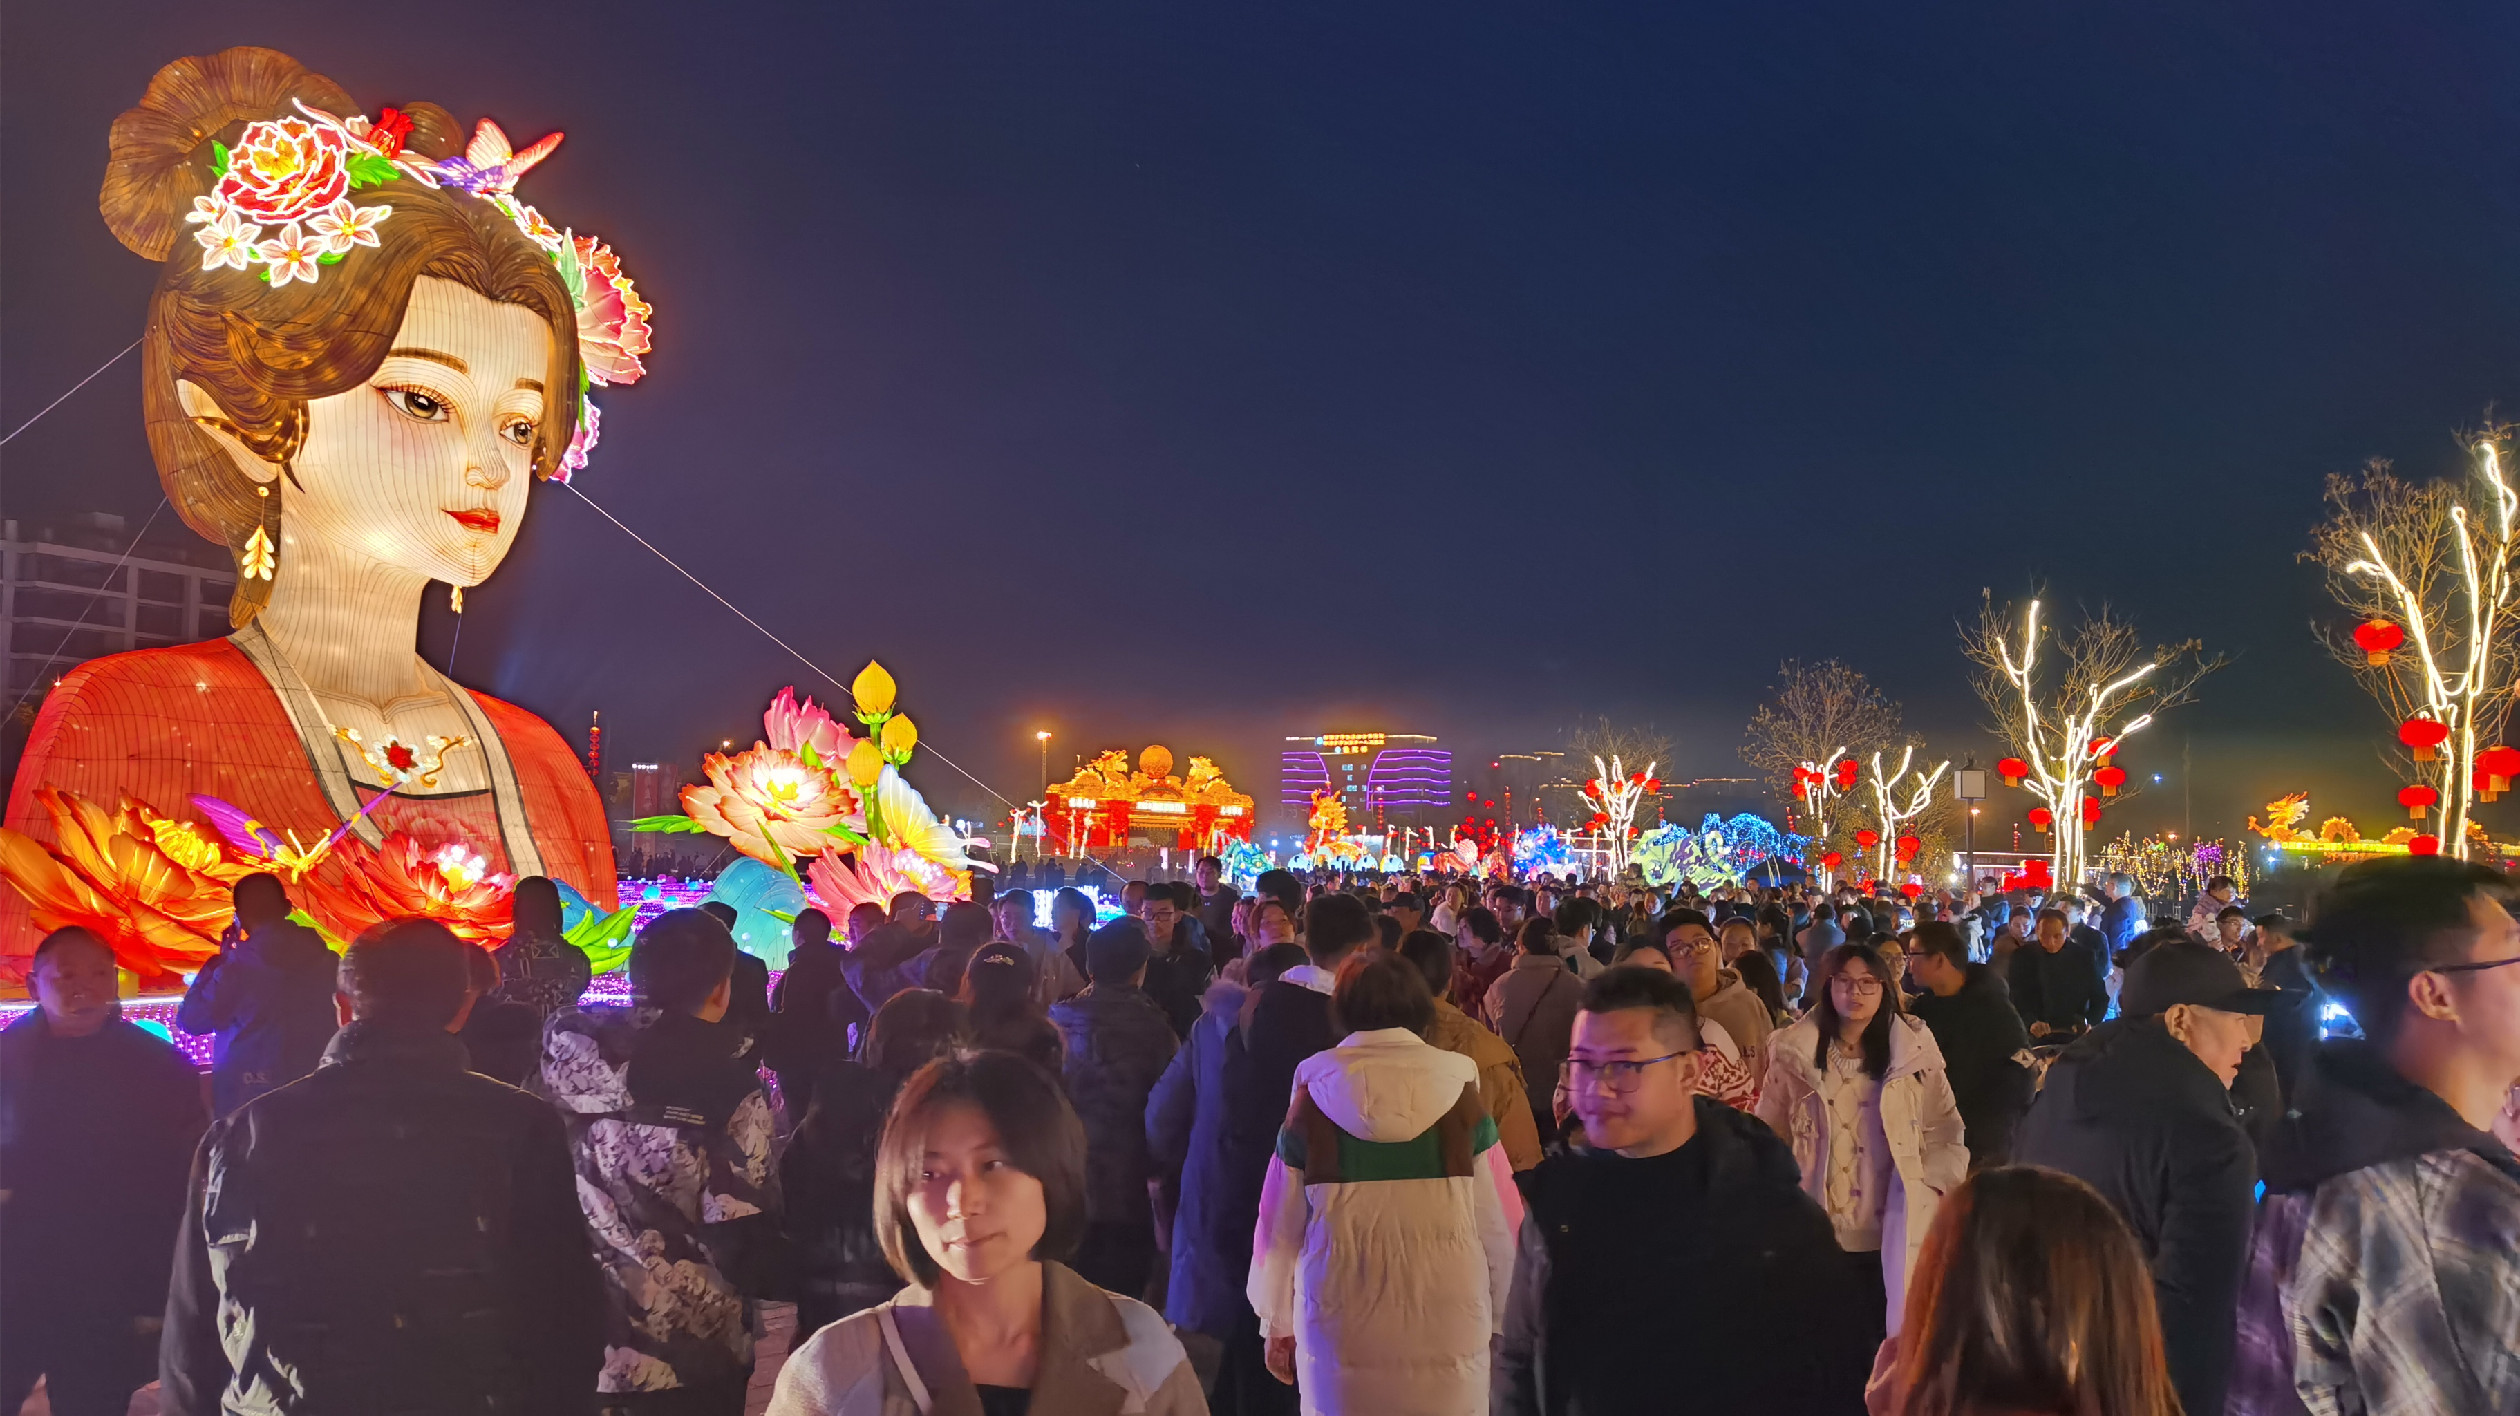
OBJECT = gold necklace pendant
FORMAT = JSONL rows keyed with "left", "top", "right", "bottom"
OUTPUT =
{"left": 335, "top": 727, "right": 474, "bottom": 789}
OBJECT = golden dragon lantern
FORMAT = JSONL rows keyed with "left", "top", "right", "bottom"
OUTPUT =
{"left": 1044, "top": 747, "right": 1256, "bottom": 854}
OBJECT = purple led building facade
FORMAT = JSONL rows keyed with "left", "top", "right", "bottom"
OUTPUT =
{"left": 1281, "top": 732, "right": 1448, "bottom": 827}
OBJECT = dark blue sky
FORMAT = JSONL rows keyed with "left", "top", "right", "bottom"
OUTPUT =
{"left": 9, "top": 2, "right": 2520, "bottom": 840}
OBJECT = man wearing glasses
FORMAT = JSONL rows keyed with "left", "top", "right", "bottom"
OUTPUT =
{"left": 2227, "top": 858, "right": 2520, "bottom": 1416}
{"left": 1492, "top": 968, "right": 1875, "bottom": 1415}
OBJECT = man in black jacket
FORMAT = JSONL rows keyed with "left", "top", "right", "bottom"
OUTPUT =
{"left": 1047, "top": 918, "right": 1179, "bottom": 1299}
{"left": 2004, "top": 908, "right": 2109, "bottom": 1040}
{"left": 1905, "top": 921, "right": 2034, "bottom": 1168}
{"left": 2, "top": 929, "right": 205, "bottom": 1416}
{"left": 1137, "top": 885, "right": 1213, "bottom": 1036}
{"left": 162, "top": 919, "right": 603, "bottom": 1414}
{"left": 1210, "top": 891, "right": 1376, "bottom": 1416}
{"left": 2012, "top": 939, "right": 2274, "bottom": 1416}
{"left": 1495, "top": 967, "right": 1873, "bottom": 1415}
{"left": 175, "top": 872, "right": 337, "bottom": 1118}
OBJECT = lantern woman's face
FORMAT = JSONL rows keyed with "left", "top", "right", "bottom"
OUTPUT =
{"left": 233, "top": 276, "right": 551, "bottom": 588}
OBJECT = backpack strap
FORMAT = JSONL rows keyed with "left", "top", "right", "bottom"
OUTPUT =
{"left": 877, "top": 1306, "right": 934, "bottom": 1414}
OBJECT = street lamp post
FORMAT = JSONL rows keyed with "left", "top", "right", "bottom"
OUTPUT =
{"left": 1036, "top": 731, "right": 1052, "bottom": 794}
{"left": 1954, "top": 762, "right": 1988, "bottom": 894}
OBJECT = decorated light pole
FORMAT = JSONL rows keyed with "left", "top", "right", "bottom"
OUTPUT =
{"left": 1579, "top": 755, "right": 1658, "bottom": 875}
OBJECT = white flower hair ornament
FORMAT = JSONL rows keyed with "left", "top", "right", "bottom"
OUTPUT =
{"left": 183, "top": 100, "right": 652, "bottom": 479}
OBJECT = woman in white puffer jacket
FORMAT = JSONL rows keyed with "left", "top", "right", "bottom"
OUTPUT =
{"left": 1756, "top": 940, "right": 1968, "bottom": 1339}
{"left": 1248, "top": 952, "right": 1521, "bottom": 1416}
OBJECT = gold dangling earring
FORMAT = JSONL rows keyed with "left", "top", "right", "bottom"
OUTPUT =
{"left": 449, "top": 584, "right": 464, "bottom": 613}
{"left": 229, "top": 482, "right": 280, "bottom": 628}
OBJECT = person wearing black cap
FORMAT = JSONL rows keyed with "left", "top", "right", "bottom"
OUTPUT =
{"left": 2013, "top": 937, "right": 2276, "bottom": 1416}
{"left": 2227, "top": 857, "right": 2520, "bottom": 1416}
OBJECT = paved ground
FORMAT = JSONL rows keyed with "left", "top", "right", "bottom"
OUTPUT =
{"left": 16, "top": 1303, "right": 806, "bottom": 1416}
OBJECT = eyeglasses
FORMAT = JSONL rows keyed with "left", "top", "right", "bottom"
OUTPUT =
{"left": 1563, "top": 1051, "right": 1688, "bottom": 1094}
{"left": 2426, "top": 954, "right": 2520, "bottom": 977}
{"left": 1831, "top": 976, "right": 1885, "bottom": 996}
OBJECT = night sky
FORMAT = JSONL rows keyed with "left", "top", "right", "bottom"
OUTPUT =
{"left": 10, "top": 2, "right": 2520, "bottom": 843}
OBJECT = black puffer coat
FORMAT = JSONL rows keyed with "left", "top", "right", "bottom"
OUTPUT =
{"left": 160, "top": 1022, "right": 604, "bottom": 1415}
{"left": 2012, "top": 1016, "right": 2256, "bottom": 1416}
{"left": 1905, "top": 962, "right": 2033, "bottom": 1166}
{"left": 1048, "top": 985, "right": 1179, "bottom": 1226}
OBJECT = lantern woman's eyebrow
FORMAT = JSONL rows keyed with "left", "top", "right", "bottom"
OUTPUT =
{"left": 386, "top": 347, "right": 469, "bottom": 374}
{"left": 515, "top": 377, "right": 544, "bottom": 393}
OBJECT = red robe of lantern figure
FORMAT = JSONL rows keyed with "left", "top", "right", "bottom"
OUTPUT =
{"left": 2354, "top": 618, "right": 2405, "bottom": 666}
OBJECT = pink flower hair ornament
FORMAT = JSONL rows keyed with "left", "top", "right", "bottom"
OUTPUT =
{"left": 181, "top": 98, "right": 653, "bottom": 477}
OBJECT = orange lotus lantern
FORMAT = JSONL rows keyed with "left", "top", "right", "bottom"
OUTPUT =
{"left": 2401, "top": 716, "right": 2451, "bottom": 762}
{"left": 1996, "top": 757, "right": 2029, "bottom": 788}
{"left": 2398, "top": 783, "right": 2440, "bottom": 819}
{"left": 2026, "top": 807, "right": 2053, "bottom": 832}
{"left": 2354, "top": 618, "right": 2405, "bottom": 666}
{"left": 2093, "top": 765, "right": 2128, "bottom": 797}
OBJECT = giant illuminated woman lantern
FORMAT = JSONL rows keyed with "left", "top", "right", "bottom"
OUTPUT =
{"left": 0, "top": 48, "right": 649, "bottom": 975}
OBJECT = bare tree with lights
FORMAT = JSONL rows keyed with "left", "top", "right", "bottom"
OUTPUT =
{"left": 1742, "top": 661, "right": 1903, "bottom": 872}
{"left": 1962, "top": 593, "right": 2218, "bottom": 887}
{"left": 2304, "top": 433, "right": 2520, "bottom": 858}
{"left": 1556, "top": 717, "right": 1673, "bottom": 823}
{"left": 1865, "top": 745, "right": 1950, "bottom": 883}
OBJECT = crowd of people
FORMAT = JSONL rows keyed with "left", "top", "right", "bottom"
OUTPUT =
{"left": 2, "top": 851, "right": 2517, "bottom": 1415}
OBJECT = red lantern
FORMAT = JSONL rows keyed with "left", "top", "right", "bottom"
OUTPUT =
{"left": 1833, "top": 759, "right": 1860, "bottom": 790}
{"left": 2093, "top": 765, "right": 2128, "bottom": 797}
{"left": 1820, "top": 851, "right": 1843, "bottom": 870}
{"left": 2409, "top": 833, "right": 2442, "bottom": 856}
{"left": 1855, "top": 828, "right": 1881, "bottom": 849}
{"left": 1899, "top": 881, "right": 1923, "bottom": 900}
{"left": 1996, "top": 756, "right": 2029, "bottom": 788}
{"left": 2089, "top": 737, "right": 2117, "bottom": 767}
{"left": 2479, "top": 745, "right": 2520, "bottom": 795}
{"left": 2398, "top": 784, "right": 2440, "bottom": 819}
{"left": 1643, "top": 778, "right": 1661, "bottom": 793}
{"left": 2354, "top": 618, "right": 2405, "bottom": 666}
{"left": 2026, "top": 807, "right": 2053, "bottom": 832}
{"left": 2081, "top": 798, "right": 2104, "bottom": 826}
{"left": 1895, "top": 833, "right": 1920, "bottom": 860}
{"left": 2401, "top": 717, "right": 2451, "bottom": 762}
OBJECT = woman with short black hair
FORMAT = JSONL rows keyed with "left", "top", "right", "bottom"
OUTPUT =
{"left": 769, "top": 1052, "right": 1205, "bottom": 1415}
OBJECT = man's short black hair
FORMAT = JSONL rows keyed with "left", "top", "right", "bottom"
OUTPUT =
{"left": 338, "top": 919, "right": 473, "bottom": 1030}
{"left": 1085, "top": 918, "right": 1153, "bottom": 984}
{"left": 1254, "top": 868, "right": 1304, "bottom": 917}
{"left": 1390, "top": 891, "right": 1423, "bottom": 913}
{"left": 1659, "top": 908, "right": 1714, "bottom": 942}
{"left": 233, "top": 872, "right": 290, "bottom": 927}
{"left": 1196, "top": 854, "right": 1223, "bottom": 871}
{"left": 630, "top": 908, "right": 739, "bottom": 1015}
{"left": 1909, "top": 920, "right": 1969, "bottom": 968}
{"left": 1397, "top": 929, "right": 1457, "bottom": 1000}
{"left": 698, "top": 900, "right": 738, "bottom": 930}
{"left": 2216, "top": 905, "right": 2250, "bottom": 924}
{"left": 792, "top": 907, "right": 833, "bottom": 944}
{"left": 31, "top": 926, "right": 112, "bottom": 973}
{"left": 940, "top": 900, "right": 994, "bottom": 950}
{"left": 2303, "top": 857, "right": 2509, "bottom": 1045}
{"left": 1578, "top": 964, "right": 1702, "bottom": 1050}
{"left": 1301, "top": 892, "right": 1377, "bottom": 967}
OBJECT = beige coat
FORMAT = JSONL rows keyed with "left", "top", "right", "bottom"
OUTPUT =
{"left": 1755, "top": 1013, "right": 1969, "bottom": 1335}
{"left": 1424, "top": 997, "right": 1544, "bottom": 1170}
{"left": 766, "top": 1261, "right": 1204, "bottom": 1416}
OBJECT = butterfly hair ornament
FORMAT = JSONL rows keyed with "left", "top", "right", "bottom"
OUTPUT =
{"left": 181, "top": 98, "right": 652, "bottom": 479}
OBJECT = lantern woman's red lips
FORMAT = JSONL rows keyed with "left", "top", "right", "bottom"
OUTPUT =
{"left": 447, "top": 508, "right": 501, "bottom": 534}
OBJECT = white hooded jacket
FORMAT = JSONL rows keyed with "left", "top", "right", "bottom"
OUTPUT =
{"left": 1247, "top": 1028, "right": 1521, "bottom": 1416}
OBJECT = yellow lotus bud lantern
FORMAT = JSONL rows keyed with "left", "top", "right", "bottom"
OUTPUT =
{"left": 845, "top": 739, "right": 884, "bottom": 786}
{"left": 853, "top": 660, "right": 897, "bottom": 717}
{"left": 880, "top": 713, "right": 919, "bottom": 761}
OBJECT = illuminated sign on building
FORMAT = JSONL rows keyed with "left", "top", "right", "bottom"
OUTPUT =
{"left": 1283, "top": 732, "right": 1450, "bottom": 818}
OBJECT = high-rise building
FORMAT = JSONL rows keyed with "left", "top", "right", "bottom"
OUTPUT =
{"left": 1282, "top": 732, "right": 1451, "bottom": 830}
{"left": 2, "top": 513, "right": 237, "bottom": 781}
